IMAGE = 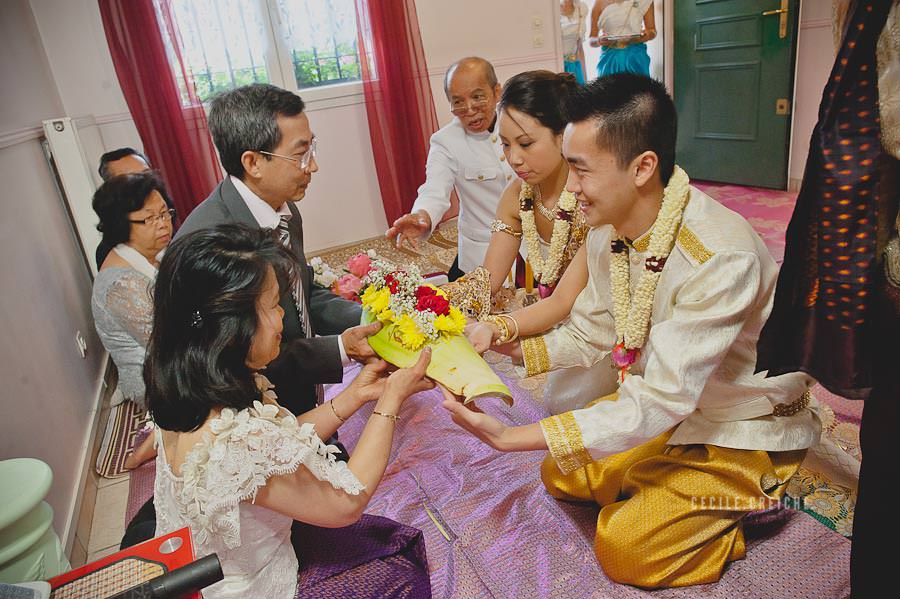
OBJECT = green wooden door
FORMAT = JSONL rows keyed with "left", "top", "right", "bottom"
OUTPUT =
{"left": 675, "top": 0, "right": 799, "bottom": 188}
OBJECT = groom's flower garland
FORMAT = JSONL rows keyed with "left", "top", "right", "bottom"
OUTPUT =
{"left": 360, "top": 260, "right": 467, "bottom": 350}
{"left": 519, "top": 182, "right": 578, "bottom": 286}
{"left": 610, "top": 166, "right": 691, "bottom": 382}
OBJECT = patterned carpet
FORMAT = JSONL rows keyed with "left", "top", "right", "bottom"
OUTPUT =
{"left": 307, "top": 182, "right": 862, "bottom": 537}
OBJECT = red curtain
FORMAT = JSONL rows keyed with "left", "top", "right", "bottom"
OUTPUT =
{"left": 98, "top": 0, "right": 221, "bottom": 218}
{"left": 355, "top": 0, "right": 439, "bottom": 225}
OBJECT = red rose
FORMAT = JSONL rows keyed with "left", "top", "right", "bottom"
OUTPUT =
{"left": 416, "top": 292, "right": 450, "bottom": 315}
{"left": 414, "top": 285, "right": 436, "bottom": 299}
{"left": 385, "top": 273, "right": 400, "bottom": 294}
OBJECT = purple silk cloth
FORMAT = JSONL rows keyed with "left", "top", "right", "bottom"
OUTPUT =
{"left": 331, "top": 364, "right": 851, "bottom": 599}
{"left": 293, "top": 514, "right": 431, "bottom": 598}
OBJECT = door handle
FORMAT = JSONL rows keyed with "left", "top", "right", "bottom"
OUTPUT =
{"left": 762, "top": 1, "right": 789, "bottom": 39}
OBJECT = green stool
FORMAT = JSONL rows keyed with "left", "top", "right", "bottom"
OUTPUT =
{"left": 0, "top": 458, "right": 69, "bottom": 583}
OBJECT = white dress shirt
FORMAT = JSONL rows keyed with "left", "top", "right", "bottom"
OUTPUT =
{"left": 528, "top": 187, "right": 821, "bottom": 472}
{"left": 230, "top": 176, "right": 350, "bottom": 365}
{"left": 411, "top": 118, "right": 515, "bottom": 272}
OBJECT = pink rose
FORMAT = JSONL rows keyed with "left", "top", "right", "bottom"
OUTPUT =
{"left": 347, "top": 253, "right": 373, "bottom": 278}
{"left": 332, "top": 274, "right": 363, "bottom": 302}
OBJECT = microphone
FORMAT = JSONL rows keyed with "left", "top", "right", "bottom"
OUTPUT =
{"left": 107, "top": 553, "right": 223, "bottom": 599}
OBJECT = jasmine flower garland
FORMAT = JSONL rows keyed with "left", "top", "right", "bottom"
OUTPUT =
{"left": 519, "top": 182, "right": 578, "bottom": 286}
{"left": 610, "top": 165, "right": 691, "bottom": 381}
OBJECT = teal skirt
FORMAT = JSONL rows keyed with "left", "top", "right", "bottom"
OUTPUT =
{"left": 596, "top": 43, "right": 650, "bottom": 78}
{"left": 563, "top": 59, "right": 586, "bottom": 84}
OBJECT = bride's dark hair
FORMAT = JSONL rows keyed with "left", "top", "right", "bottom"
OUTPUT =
{"left": 497, "top": 70, "right": 579, "bottom": 135}
{"left": 145, "top": 224, "right": 296, "bottom": 432}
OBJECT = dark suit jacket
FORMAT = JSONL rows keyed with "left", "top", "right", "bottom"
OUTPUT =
{"left": 175, "top": 178, "right": 361, "bottom": 414}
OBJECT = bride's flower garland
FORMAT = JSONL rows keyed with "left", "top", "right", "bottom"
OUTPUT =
{"left": 610, "top": 165, "right": 690, "bottom": 382}
{"left": 519, "top": 182, "right": 578, "bottom": 285}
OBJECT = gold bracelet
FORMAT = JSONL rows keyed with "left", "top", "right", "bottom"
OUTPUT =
{"left": 481, "top": 315, "right": 510, "bottom": 344}
{"left": 330, "top": 400, "right": 346, "bottom": 423}
{"left": 499, "top": 313, "right": 520, "bottom": 343}
{"left": 372, "top": 410, "right": 400, "bottom": 422}
{"left": 490, "top": 219, "right": 523, "bottom": 238}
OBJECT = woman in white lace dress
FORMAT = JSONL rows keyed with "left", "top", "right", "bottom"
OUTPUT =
{"left": 146, "top": 225, "right": 433, "bottom": 599}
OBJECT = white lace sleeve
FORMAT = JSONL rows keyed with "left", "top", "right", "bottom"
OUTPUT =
{"left": 180, "top": 402, "right": 364, "bottom": 549}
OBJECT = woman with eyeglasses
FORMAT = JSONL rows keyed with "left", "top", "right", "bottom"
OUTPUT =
{"left": 91, "top": 171, "right": 175, "bottom": 417}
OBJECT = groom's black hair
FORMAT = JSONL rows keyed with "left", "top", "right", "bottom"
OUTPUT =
{"left": 565, "top": 74, "right": 677, "bottom": 185}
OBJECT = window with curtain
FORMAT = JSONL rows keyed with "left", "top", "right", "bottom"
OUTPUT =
{"left": 169, "top": 0, "right": 364, "bottom": 103}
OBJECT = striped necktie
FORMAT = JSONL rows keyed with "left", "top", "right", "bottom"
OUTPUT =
{"left": 276, "top": 215, "right": 324, "bottom": 405}
{"left": 276, "top": 215, "right": 310, "bottom": 338}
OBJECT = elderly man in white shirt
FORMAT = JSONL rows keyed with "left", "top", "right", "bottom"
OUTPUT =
{"left": 446, "top": 74, "right": 821, "bottom": 589}
{"left": 386, "top": 57, "right": 515, "bottom": 281}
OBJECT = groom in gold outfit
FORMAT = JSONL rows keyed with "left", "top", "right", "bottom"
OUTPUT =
{"left": 445, "top": 74, "right": 821, "bottom": 588}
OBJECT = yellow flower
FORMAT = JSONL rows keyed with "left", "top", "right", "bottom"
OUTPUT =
{"left": 434, "top": 308, "right": 466, "bottom": 336}
{"left": 361, "top": 286, "right": 390, "bottom": 314}
{"left": 376, "top": 308, "right": 394, "bottom": 323}
{"left": 395, "top": 314, "right": 426, "bottom": 350}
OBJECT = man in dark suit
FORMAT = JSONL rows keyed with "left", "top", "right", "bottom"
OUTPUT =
{"left": 176, "top": 83, "right": 378, "bottom": 417}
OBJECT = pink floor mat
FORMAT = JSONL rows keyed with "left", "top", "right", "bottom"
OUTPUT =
{"left": 694, "top": 181, "right": 797, "bottom": 264}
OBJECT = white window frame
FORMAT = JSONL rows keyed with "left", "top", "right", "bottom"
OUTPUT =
{"left": 170, "top": 0, "right": 367, "bottom": 111}
{"left": 256, "top": 0, "right": 366, "bottom": 111}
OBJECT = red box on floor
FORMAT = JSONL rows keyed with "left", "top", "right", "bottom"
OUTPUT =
{"left": 48, "top": 527, "right": 200, "bottom": 599}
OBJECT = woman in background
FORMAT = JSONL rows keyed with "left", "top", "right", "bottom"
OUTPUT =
{"left": 560, "top": 0, "right": 589, "bottom": 84}
{"left": 589, "top": 0, "right": 656, "bottom": 77}
{"left": 91, "top": 171, "right": 174, "bottom": 411}
{"left": 148, "top": 225, "right": 433, "bottom": 599}
{"left": 91, "top": 171, "right": 173, "bottom": 468}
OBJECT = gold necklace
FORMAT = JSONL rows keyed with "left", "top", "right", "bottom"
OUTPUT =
{"left": 533, "top": 185, "right": 558, "bottom": 222}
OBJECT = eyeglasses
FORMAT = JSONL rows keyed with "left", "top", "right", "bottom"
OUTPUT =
{"left": 259, "top": 138, "right": 318, "bottom": 171}
{"left": 128, "top": 208, "right": 176, "bottom": 227}
{"left": 450, "top": 94, "right": 491, "bottom": 116}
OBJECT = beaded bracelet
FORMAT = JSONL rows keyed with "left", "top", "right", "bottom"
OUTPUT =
{"left": 372, "top": 410, "right": 400, "bottom": 422}
{"left": 330, "top": 400, "right": 346, "bottom": 423}
{"left": 480, "top": 315, "right": 510, "bottom": 345}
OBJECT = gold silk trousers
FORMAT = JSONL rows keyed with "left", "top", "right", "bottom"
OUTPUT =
{"left": 540, "top": 393, "right": 806, "bottom": 589}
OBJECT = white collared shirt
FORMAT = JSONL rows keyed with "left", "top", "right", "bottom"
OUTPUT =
{"left": 411, "top": 118, "right": 515, "bottom": 272}
{"left": 230, "top": 175, "right": 292, "bottom": 229}
{"left": 230, "top": 176, "right": 350, "bottom": 366}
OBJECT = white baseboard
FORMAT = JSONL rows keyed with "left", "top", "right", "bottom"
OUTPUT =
{"left": 62, "top": 354, "right": 112, "bottom": 555}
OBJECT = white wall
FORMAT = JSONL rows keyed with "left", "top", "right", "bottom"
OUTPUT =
{"left": 416, "top": 0, "right": 560, "bottom": 124}
{"left": 788, "top": 0, "right": 835, "bottom": 190}
{"left": 0, "top": 0, "right": 105, "bottom": 544}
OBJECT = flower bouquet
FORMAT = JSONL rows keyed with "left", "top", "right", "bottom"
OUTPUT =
{"left": 359, "top": 259, "right": 513, "bottom": 406}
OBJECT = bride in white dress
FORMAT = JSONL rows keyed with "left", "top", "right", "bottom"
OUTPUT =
{"left": 147, "top": 225, "right": 433, "bottom": 599}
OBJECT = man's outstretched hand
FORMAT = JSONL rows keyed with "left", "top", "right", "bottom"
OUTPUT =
{"left": 385, "top": 210, "right": 432, "bottom": 250}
